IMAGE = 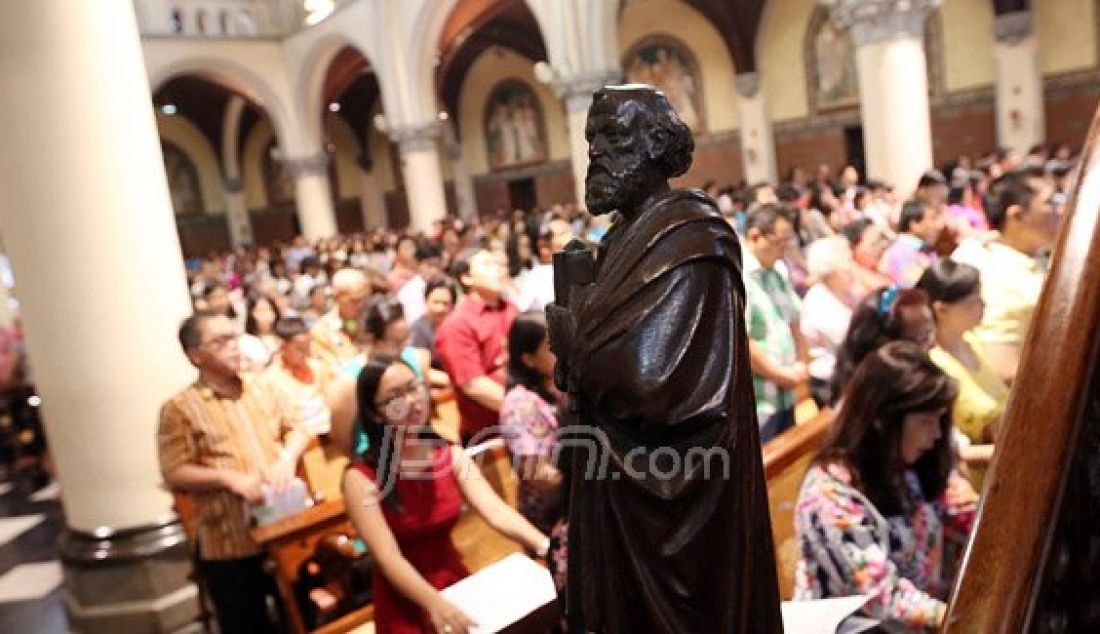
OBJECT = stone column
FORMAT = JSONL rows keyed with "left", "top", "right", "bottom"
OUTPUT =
{"left": 224, "top": 178, "right": 254, "bottom": 247}
{"left": 392, "top": 123, "right": 448, "bottom": 234}
{"left": 735, "top": 72, "right": 779, "bottom": 186}
{"left": 222, "top": 95, "right": 254, "bottom": 247}
{"left": 444, "top": 122, "right": 478, "bottom": 220}
{"left": 284, "top": 153, "right": 339, "bottom": 240}
{"left": 555, "top": 71, "right": 621, "bottom": 209}
{"left": 0, "top": 0, "right": 198, "bottom": 630}
{"left": 994, "top": 10, "right": 1044, "bottom": 157}
{"left": 833, "top": 0, "right": 940, "bottom": 196}
{"left": 357, "top": 154, "right": 389, "bottom": 230}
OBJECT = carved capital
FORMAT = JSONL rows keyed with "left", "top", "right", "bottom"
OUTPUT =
{"left": 553, "top": 69, "right": 623, "bottom": 110}
{"left": 830, "top": 0, "right": 942, "bottom": 46}
{"left": 994, "top": 10, "right": 1033, "bottom": 43}
{"left": 735, "top": 72, "right": 761, "bottom": 98}
{"left": 280, "top": 153, "right": 329, "bottom": 179}
{"left": 390, "top": 122, "right": 443, "bottom": 154}
{"left": 223, "top": 177, "right": 243, "bottom": 193}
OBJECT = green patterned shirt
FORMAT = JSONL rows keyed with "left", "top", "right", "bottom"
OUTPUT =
{"left": 743, "top": 248, "right": 801, "bottom": 421}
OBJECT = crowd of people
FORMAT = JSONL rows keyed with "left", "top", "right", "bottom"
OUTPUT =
{"left": 155, "top": 139, "right": 1071, "bottom": 632}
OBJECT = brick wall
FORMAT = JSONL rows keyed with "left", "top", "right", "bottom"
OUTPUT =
{"left": 931, "top": 100, "right": 996, "bottom": 165}
{"left": 1045, "top": 86, "right": 1100, "bottom": 149}
{"left": 672, "top": 134, "right": 744, "bottom": 190}
{"left": 774, "top": 127, "right": 848, "bottom": 181}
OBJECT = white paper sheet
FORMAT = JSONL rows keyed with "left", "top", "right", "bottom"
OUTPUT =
{"left": 781, "top": 595, "right": 873, "bottom": 634}
{"left": 439, "top": 554, "right": 557, "bottom": 633}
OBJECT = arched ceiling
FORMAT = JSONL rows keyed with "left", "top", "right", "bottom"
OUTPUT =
{"left": 153, "top": 77, "right": 264, "bottom": 166}
{"left": 436, "top": 0, "right": 546, "bottom": 127}
{"left": 320, "top": 47, "right": 380, "bottom": 156}
{"left": 682, "top": 0, "right": 767, "bottom": 74}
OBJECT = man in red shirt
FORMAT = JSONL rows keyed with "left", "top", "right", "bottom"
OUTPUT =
{"left": 435, "top": 248, "right": 517, "bottom": 443}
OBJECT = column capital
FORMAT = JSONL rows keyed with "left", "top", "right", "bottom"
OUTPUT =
{"left": 280, "top": 153, "right": 329, "bottom": 179}
{"left": 553, "top": 69, "right": 623, "bottom": 111}
{"left": 390, "top": 122, "right": 443, "bottom": 153}
{"left": 830, "top": 0, "right": 942, "bottom": 46}
{"left": 223, "top": 177, "right": 243, "bottom": 193}
{"left": 994, "top": 10, "right": 1033, "bottom": 43}
{"left": 735, "top": 72, "right": 761, "bottom": 98}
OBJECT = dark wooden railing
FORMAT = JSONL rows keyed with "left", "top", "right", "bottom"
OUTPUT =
{"left": 944, "top": 110, "right": 1100, "bottom": 631}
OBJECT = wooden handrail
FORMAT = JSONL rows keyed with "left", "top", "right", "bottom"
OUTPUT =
{"left": 945, "top": 109, "right": 1100, "bottom": 630}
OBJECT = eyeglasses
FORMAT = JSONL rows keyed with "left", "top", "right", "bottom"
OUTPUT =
{"left": 376, "top": 381, "right": 426, "bottom": 416}
{"left": 764, "top": 232, "right": 797, "bottom": 248}
{"left": 200, "top": 334, "right": 238, "bottom": 350}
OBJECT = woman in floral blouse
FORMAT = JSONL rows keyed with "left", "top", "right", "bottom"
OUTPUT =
{"left": 794, "top": 341, "right": 978, "bottom": 631}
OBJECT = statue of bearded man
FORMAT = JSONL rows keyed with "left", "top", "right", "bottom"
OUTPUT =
{"left": 554, "top": 85, "right": 782, "bottom": 633}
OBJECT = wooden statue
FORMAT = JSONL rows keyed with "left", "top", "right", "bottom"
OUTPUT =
{"left": 548, "top": 85, "right": 782, "bottom": 632}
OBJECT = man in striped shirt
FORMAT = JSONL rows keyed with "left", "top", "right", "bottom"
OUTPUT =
{"left": 158, "top": 311, "right": 310, "bottom": 633}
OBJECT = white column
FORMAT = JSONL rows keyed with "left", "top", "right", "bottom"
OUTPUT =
{"left": 285, "top": 153, "right": 339, "bottom": 240}
{"left": 0, "top": 0, "right": 193, "bottom": 531}
{"left": 444, "top": 122, "right": 477, "bottom": 220}
{"left": 554, "top": 71, "right": 621, "bottom": 209}
{"left": 833, "top": 0, "right": 940, "bottom": 197}
{"left": 392, "top": 124, "right": 448, "bottom": 234}
{"left": 994, "top": 11, "right": 1045, "bottom": 157}
{"left": 357, "top": 155, "right": 389, "bottom": 230}
{"left": 735, "top": 72, "right": 779, "bottom": 185}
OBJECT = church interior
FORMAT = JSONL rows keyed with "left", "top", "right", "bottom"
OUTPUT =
{"left": 0, "top": 0, "right": 1098, "bottom": 632}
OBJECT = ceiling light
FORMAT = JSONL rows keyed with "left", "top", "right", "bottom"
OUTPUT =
{"left": 161, "top": 103, "right": 178, "bottom": 116}
{"left": 328, "top": 102, "right": 341, "bottom": 113}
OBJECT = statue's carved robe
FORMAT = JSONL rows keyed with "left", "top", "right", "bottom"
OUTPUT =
{"left": 565, "top": 189, "right": 782, "bottom": 632}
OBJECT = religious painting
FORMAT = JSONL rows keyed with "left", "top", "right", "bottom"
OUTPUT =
{"left": 484, "top": 80, "right": 548, "bottom": 171}
{"left": 263, "top": 140, "right": 296, "bottom": 207}
{"left": 809, "top": 10, "right": 859, "bottom": 110}
{"left": 623, "top": 35, "right": 704, "bottom": 132}
{"left": 161, "top": 142, "right": 203, "bottom": 215}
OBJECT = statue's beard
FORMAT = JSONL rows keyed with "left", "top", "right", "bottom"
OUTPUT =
{"left": 585, "top": 157, "right": 647, "bottom": 215}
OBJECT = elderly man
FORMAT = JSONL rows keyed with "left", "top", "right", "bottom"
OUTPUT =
{"left": 158, "top": 312, "right": 310, "bottom": 633}
{"left": 553, "top": 85, "right": 781, "bottom": 632}
{"left": 311, "top": 267, "right": 370, "bottom": 379}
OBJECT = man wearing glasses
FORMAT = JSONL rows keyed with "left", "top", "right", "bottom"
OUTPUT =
{"left": 743, "top": 203, "right": 809, "bottom": 442}
{"left": 158, "top": 312, "right": 310, "bottom": 633}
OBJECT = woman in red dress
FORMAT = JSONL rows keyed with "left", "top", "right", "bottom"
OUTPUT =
{"left": 342, "top": 355, "right": 549, "bottom": 634}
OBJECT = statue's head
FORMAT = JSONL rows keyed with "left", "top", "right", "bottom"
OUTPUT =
{"left": 584, "top": 85, "right": 694, "bottom": 215}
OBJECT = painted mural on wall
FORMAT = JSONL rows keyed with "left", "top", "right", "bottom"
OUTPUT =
{"left": 484, "top": 80, "right": 548, "bottom": 171}
{"left": 811, "top": 14, "right": 860, "bottom": 110}
{"left": 623, "top": 35, "right": 703, "bottom": 131}
{"left": 162, "top": 142, "right": 203, "bottom": 215}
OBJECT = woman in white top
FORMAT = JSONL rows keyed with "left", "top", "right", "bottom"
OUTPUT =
{"left": 800, "top": 236, "right": 860, "bottom": 406}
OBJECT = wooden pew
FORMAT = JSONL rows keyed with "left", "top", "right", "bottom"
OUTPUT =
{"left": 944, "top": 110, "right": 1100, "bottom": 630}
{"left": 762, "top": 410, "right": 833, "bottom": 600}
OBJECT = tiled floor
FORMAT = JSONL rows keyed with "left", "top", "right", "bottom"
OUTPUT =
{"left": 0, "top": 478, "right": 67, "bottom": 633}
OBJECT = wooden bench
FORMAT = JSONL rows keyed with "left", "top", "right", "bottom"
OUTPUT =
{"left": 762, "top": 410, "right": 833, "bottom": 599}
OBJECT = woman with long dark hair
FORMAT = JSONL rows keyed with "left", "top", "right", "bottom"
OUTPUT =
{"left": 500, "top": 313, "right": 561, "bottom": 531}
{"left": 794, "top": 342, "right": 976, "bottom": 630}
{"left": 341, "top": 356, "right": 548, "bottom": 634}
{"left": 240, "top": 294, "right": 281, "bottom": 372}
{"left": 830, "top": 285, "right": 936, "bottom": 403}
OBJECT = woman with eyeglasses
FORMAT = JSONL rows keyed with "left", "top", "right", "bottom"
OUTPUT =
{"left": 342, "top": 356, "right": 549, "bottom": 634}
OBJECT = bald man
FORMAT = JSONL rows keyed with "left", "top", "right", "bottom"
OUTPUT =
{"left": 311, "top": 268, "right": 370, "bottom": 379}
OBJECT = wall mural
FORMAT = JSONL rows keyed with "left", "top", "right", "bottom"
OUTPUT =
{"left": 623, "top": 35, "right": 704, "bottom": 132}
{"left": 811, "top": 15, "right": 860, "bottom": 110}
{"left": 484, "top": 79, "right": 548, "bottom": 171}
{"left": 161, "top": 142, "right": 203, "bottom": 215}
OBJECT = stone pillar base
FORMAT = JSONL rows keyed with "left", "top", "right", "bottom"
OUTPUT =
{"left": 60, "top": 520, "right": 202, "bottom": 633}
